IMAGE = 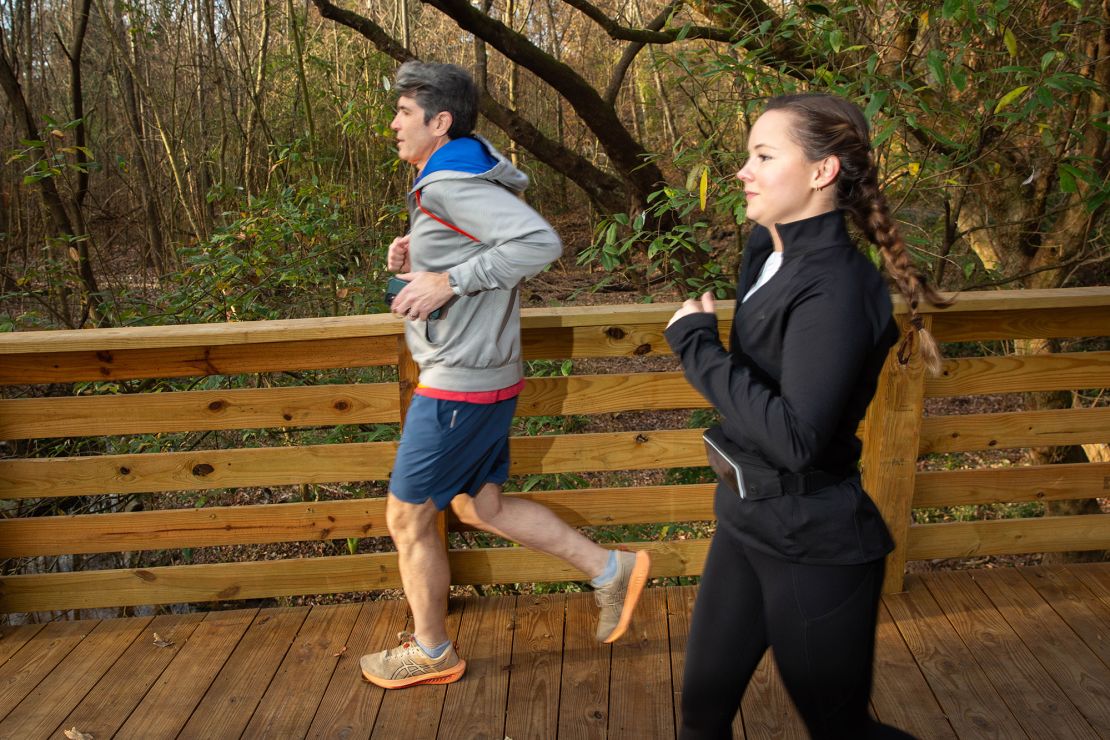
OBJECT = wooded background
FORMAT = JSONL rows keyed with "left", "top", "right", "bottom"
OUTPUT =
{"left": 1, "top": 0, "right": 1107, "bottom": 557}
{"left": 2, "top": 0, "right": 1107, "bottom": 329}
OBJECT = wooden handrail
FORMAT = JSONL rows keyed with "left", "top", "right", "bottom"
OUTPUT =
{"left": 1, "top": 288, "right": 1108, "bottom": 613}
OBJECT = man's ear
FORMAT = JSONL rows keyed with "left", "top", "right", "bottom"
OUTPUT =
{"left": 431, "top": 111, "right": 453, "bottom": 138}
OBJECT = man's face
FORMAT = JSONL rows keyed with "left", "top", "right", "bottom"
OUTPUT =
{"left": 390, "top": 95, "right": 448, "bottom": 171}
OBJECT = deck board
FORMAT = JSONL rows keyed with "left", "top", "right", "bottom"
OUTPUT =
{"left": 0, "top": 616, "right": 151, "bottom": 739}
{"left": 883, "top": 576, "right": 1027, "bottom": 738}
{"left": 114, "top": 609, "right": 256, "bottom": 739}
{"left": 1020, "top": 565, "right": 1110, "bottom": 665}
{"left": 608, "top": 587, "right": 673, "bottom": 739}
{"left": 558, "top": 591, "right": 609, "bottom": 740}
{"left": 974, "top": 567, "right": 1110, "bottom": 737}
{"left": 0, "top": 624, "right": 45, "bottom": 667}
{"left": 870, "top": 601, "right": 956, "bottom": 739}
{"left": 369, "top": 599, "right": 464, "bottom": 738}
{"left": 306, "top": 598, "right": 407, "bottom": 739}
{"left": 503, "top": 593, "right": 565, "bottom": 740}
{"left": 55, "top": 613, "right": 207, "bottom": 740}
{"left": 924, "top": 571, "right": 1098, "bottom": 739}
{"left": 243, "top": 603, "right": 362, "bottom": 738}
{"left": 439, "top": 593, "right": 515, "bottom": 740}
{"left": 0, "top": 620, "right": 93, "bottom": 720}
{"left": 178, "top": 606, "right": 309, "bottom": 739}
{"left": 1, "top": 565, "right": 1109, "bottom": 739}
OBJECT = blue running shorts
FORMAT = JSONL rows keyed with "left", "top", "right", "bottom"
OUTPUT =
{"left": 389, "top": 394, "right": 516, "bottom": 510}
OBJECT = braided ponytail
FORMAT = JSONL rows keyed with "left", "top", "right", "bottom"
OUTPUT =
{"left": 765, "top": 94, "right": 952, "bottom": 375}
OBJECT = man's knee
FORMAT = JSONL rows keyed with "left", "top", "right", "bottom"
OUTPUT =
{"left": 450, "top": 485, "right": 502, "bottom": 528}
{"left": 386, "top": 494, "right": 439, "bottom": 545}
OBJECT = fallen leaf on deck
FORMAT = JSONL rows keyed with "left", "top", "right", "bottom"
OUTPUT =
{"left": 152, "top": 633, "right": 174, "bottom": 648}
{"left": 64, "top": 728, "right": 93, "bottom": 740}
{"left": 333, "top": 645, "right": 348, "bottom": 657}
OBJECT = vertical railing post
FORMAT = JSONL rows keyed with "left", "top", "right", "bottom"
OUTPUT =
{"left": 396, "top": 335, "right": 449, "bottom": 553}
{"left": 861, "top": 315, "right": 929, "bottom": 593}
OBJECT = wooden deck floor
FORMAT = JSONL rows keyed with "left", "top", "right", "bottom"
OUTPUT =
{"left": 1, "top": 563, "right": 1108, "bottom": 739}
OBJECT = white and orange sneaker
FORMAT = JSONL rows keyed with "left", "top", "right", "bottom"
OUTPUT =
{"left": 360, "top": 632, "right": 466, "bottom": 689}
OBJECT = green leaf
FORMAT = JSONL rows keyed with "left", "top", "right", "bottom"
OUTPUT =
{"left": 993, "top": 85, "right": 1029, "bottom": 113}
{"left": 1003, "top": 27, "right": 1017, "bottom": 58}
{"left": 864, "top": 91, "right": 888, "bottom": 121}
{"left": 1058, "top": 165, "right": 1077, "bottom": 193}
{"left": 828, "top": 29, "right": 843, "bottom": 54}
{"left": 926, "top": 50, "right": 947, "bottom": 87}
{"left": 805, "top": 2, "right": 830, "bottom": 15}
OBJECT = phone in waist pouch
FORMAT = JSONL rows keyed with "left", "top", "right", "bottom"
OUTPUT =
{"left": 703, "top": 426, "right": 747, "bottom": 499}
{"left": 385, "top": 276, "right": 441, "bottom": 320}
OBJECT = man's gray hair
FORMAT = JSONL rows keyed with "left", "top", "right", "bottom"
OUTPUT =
{"left": 395, "top": 61, "right": 478, "bottom": 139}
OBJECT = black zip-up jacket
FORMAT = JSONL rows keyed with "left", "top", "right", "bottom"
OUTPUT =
{"left": 664, "top": 210, "right": 899, "bottom": 563}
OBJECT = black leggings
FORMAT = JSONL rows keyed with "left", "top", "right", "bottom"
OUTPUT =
{"left": 680, "top": 531, "right": 915, "bottom": 739}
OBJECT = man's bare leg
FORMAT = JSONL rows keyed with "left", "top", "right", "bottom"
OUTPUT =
{"left": 451, "top": 482, "right": 609, "bottom": 578}
{"left": 386, "top": 493, "right": 451, "bottom": 646}
{"left": 452, "top": 482, "right": 650, "bottom": 643}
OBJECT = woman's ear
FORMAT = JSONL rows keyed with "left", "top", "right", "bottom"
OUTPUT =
{"left": 814, "top": 155, "right": 841, "bottom": 191}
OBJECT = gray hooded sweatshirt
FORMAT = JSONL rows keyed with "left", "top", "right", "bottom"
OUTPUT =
{"left": 405, "top": 135, "right": 562, "bottom": 392}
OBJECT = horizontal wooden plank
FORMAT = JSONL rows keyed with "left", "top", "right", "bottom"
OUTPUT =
{"left": 0, "top": 499, "right": 390, "bottom": 558}
{"left": 508, "top": 428, "right": 708, "bottom": 475}
{"left": 0, "top": 484, "right": 717, "bottom": 558}
{"left": 906, "top": 515, "right": 1110, "bottom": 560}
{"left": 498, "top": 484, "right": 716, "bottom": 528}
{"left": 0, "top": 336, "right": 398, "bottom": 385}
{"left": 522, "top": 324, "right": 678, "bottom": 360}
{"left": 0, "top": 429, "right": 707, "bottom": 499}
{"left": 0, "top": 313, "right": 404, "bottom": 354}
{"left": 919, "top": 407, "right": 1110, "bottom": 454}
{"left": 0, "top": 552, "right": 403, "bottom": 613}
{"left": 930, "top": 304, "right": 1110, "bottom": 342}
{"left": 0, "top": 383, "right": 401, "bottom": 440}
{"left": 925, "top": 352, "right": 1110, "bottom": 397}
{"left": 914, "top": 463, "right": 1110, "bottom": 508}
{"left": 516, "top": 372, "right": 708, "bottom": 415}
{"left": 2, "top": 288, "right": 1101, "bottom": 355}
{"left": 1, "top": 372, "right": 703, "bottom": 441}
{"left": 448, "top": 539, "right": 709, "bottom": 585}
{"left": 0, "top": 539, "right": 707, "bottom": 613}
{"left": 0, "top": 441, "right": 399, "bottom": 499}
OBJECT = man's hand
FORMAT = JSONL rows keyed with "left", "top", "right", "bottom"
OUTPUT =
{"left": 387, "top": 235, "right": 411, "bottom": 272}
{"left": 667, "top": 292, "right": 716, "bottom": 328}
{"left": 391, "top": 271, "right": 454, "bottom": 320}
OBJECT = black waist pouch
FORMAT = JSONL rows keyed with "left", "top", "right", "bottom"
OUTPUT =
{"left": 702, "top": 426, "right": 843, "bottom": 501}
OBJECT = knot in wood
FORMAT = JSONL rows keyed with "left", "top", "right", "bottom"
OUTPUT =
{"left": 633, "top": 343, "right": 651, "bottom": 355}
{"left": 95, "top": 351, "right": 113, "bottom": 364}
{"left": 208, "top": 400, "right": 226, "bottom": 412}
{"left": 635, "top": 433, "right": 649, "bottom": 444}
{"left": 605, "top": 326, "right": 626, "bottom": 340}
{"left": 334, "top": 400, "right": 350, "bottom": 411}
{"left": 118, "top": 466, "right": 131, "bottom": 476}
{"left": 192, "top": 463, "right": 215, "bottom": 477}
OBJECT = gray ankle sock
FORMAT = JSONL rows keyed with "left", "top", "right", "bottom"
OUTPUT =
{"left": 416, "top": 636, "right": 451, "bottom": 659}
{"left": 591, "top": 550, "right": 619, "bottom": 588}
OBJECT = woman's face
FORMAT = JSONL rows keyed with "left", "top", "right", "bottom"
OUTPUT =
{"left": 736, "top": 109, "right": 831, "bottom": 230}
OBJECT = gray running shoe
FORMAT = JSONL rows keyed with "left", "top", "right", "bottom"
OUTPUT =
{"left": 360, "top": 631, "right": 466, "bottom": 689}
{"left": 594, "top": 550, "right": 651, "bottom": 643}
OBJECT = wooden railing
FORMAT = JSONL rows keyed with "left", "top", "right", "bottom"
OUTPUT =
{"left": 1, "top": 288, "right": 1108, "bottom": 614}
